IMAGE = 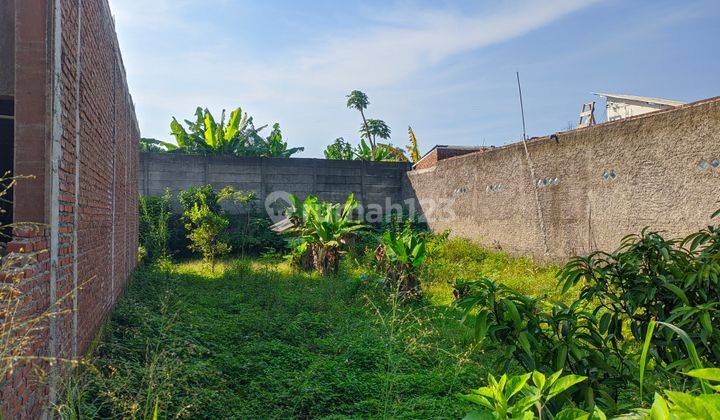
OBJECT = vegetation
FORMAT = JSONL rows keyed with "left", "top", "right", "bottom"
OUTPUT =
{"left": 59, "top": 258, "right": 493, "bottom": 418}
{"left": 61, "top": 185, "right": 720, "bottom": 418}
{"left": 178, "top": 185, "right": 254, "bottom": 266}
{"left": 284, "top": 194, "right": 364, "bottom": 275}
{"left": 141, "top": 107, "right": 303, "bottom": 158}
{"left": 455, "top": 209, "right": 720, "bottom": 416}
{"left": 324, "top": 90, "right": 410, "bottom": 162}
{"left": 375, "top": 224, "right": 428, "bottom": 300}
{"left": 139, "top": 190, "right": 172, "bottom": 262}
{"left": 407, "top": 126, "right": 421, "bottom": 163}
{"left": 324, "top": 137, "right": 355, "bottom": 160}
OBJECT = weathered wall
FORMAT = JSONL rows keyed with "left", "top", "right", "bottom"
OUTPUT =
{"left": 0, "top": 0, "right": 13, "bottom": 96}
{"left": 1, "top": 0, "right": 139, "bottom": 417}
{"left": 139, "top": 153, "right": 411, "bottom": 217}
{"left": 405, "top": 97, "right": 720, "bottom": 262}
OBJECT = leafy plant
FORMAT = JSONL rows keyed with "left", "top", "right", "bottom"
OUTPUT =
{"left": 558, "top": 211, "right": 720, "bottom": 367}
{"left": 360, "top": 119, "right": 391, "bottom": 144}
{"left": 184, "top": 202, "right": 231, "bottom": 267}
{"left": 346, "top": 90, "right": 374, "bottom": 149}
{"left": 376, "top": 225, "right": 427, "bottom": 300}
{"left": 284, "top": 194, "right": 364, "bottom": 275}
{"left": 455, "top": 278, "right": 634, "bottom": 411}
{"left": 140, "top": 137, "right": 177, "bottom": 153}
{"left": 406, "top": 126, "right": 420, "bottom": 163}
{"left": 139, "top": 190, "right": 172, "bottom": 262}
{"left": 169, "top": 107, "right": 303, "bottom": 158}
{"left": 460, "top": 370, "right": 593, "bottom": 419}
{"left": 179, "top": 185, "right": 253, "bottom": 266}
{"left": 324, "top": 137, "right": 355, "bottom": 160}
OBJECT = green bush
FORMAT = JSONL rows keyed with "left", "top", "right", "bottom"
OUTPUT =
{"left": 375, "top": 224, "right": 427, "bottom": 301}
{"left": 559, "top": 210, "right": 720, "bottom": 367}
{"left": 456, "top": 209, "right": 720, "bottom": 413}
{"left": 139, "top": 190, "right": 172, "bottom": 262}
{"left": 179, "top": 185, "right": 254, "bottom": 266}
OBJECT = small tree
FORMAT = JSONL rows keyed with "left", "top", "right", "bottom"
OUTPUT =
{"left": 179, "top": 185, "right": 253, "bottom": 267}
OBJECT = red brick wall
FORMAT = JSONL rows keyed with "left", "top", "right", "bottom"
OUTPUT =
{"left": 1, "top": 0, "right": 139, "bottom": 417}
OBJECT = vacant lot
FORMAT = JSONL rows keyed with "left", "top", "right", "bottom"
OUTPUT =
{"left": 61, "top": 241, "right": 558, "bottom": 418}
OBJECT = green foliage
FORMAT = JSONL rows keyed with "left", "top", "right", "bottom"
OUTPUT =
{"left": 457, "top": 209, "right": 720, "bottom": 414}
{"left": 376, "top": 225, "right": 427, "bottom": 300}
{"left": 179, "top": 185, "right": 254, "bottom": 266}
{"left": 346, "top": 90, "right": 370, "bottom": 112}
{"left": 460, "top": 370, "right": 591, "bottom": 420}
{"left": 140, "top": 137, "right": 177, "bottom": 153}
{"left": 184, "top": 202, "right": 231, "bottom": 267}
{"left": 169, "top": 107, "right": 303, "bottom": 158}
{"left": 324, "top": 137, "right": 355, "bottom": 160}
{"left": 558, "top": 214, "right": 720, "bottom": 367}
{"left": 360, "top": 119, "right": 391, "bottom": 141}
{"left": 67, "top": 259, "right": 491, "bottom": 418}
{"left": 139, "top": 190, "right": 172, "bottom": 262}
{"left": 341, "top": 89, "right": 409, "bottom": 161}
{"left": 455, "top": 278, "right": 633, "bottom": 411}
{"left": 284, "top": 194, "right": 365, "bottom": 274}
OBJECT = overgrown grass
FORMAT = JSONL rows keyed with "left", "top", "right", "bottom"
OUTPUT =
{"left": 59, "top": 238, "right": 559, "bottom": 418}
{"left": 423, "top": 237, "right": 560, "bottom": 305}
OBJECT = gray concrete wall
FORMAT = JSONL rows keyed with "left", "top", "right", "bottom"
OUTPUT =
{"left": 0, "top": 0, "right": 14, "bottom": 96}
{"left": 405, "top": 96, "right": 720, "bottom": 262}
{"left": 139, "top": 153, "right": 412, "bottom": 216}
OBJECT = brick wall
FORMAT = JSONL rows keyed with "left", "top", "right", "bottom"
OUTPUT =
{"left": 413, "top": 146, "right": 487, "bottom": 170}
{"left": 405, "top": 97, "right": 720, "bottom": 262}
{"left": 1, "top": 0, "right": 139, "bottom": 417}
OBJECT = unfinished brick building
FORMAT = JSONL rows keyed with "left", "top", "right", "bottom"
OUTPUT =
{"left": 0, "top": 1, "right": 139, "bottom": 416}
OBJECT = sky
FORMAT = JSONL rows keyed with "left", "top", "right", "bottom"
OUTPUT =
{"left": 111, "top": 0, "right": 720, "bottom": 158}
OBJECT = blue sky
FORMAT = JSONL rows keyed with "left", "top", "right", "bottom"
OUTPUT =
{"left": 111, "top": 0, "right": 720, "bottom": 157}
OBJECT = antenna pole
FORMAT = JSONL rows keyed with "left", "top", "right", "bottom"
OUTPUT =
{"left": 515, "top": 71, "right": 549, "bottom": 255}
{"left": 516, "top": 71, "right": 527, "bottom": 141}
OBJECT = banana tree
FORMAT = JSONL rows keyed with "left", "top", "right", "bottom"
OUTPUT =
{"left": 169, "top": 107, "right": 303, "bottom": 158}
{"left": 354, "top": 138, "right": 408, "bottom": 162}
{"left": 377, "top": 225, "right": 427, "bottom": 300}
{"left": 285, "top": 194, "right": 364, "bottom": 275}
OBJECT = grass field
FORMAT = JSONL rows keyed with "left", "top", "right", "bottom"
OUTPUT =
{"left": 59, "top": 239, "right": 559, "bottom": 418}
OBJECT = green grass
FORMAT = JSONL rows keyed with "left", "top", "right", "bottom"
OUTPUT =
{"left": 60, "top": 238, "right": 558, "bottom": 418}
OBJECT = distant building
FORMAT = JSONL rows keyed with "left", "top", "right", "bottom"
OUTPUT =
{"left": 594, "top": 93, "right": 686, "bottom": 122}
{"left": 413, "top": 145, "right": 487, "bottom": 170}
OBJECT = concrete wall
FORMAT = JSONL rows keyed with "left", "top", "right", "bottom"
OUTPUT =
{"left": 405, "top": 97, "right": 720, "bottom": 262}
{"left": 1, "top": 1, "right": 139, "bottom": 417}
{"left": 139, "top": 153, "right": 411, "bottom": 217}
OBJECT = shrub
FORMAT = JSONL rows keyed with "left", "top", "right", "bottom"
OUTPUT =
{"left": 455, "top": 278, "right": 632, "bottom": 411}
{"left": 184, "top": 201, "right": 231, "bottom": 267}
{"left": 375, "top": 225, "right": 427, "bottom": 301}
{"left": 457, "top": 209, "right": 720, "bottom": 413}
{"left": 461, "top": 365, "right": 720, "bottom": 419}
{"left": 139, "top": 190, "right": 172, "bottom": 262}
{"left": 284, "top": 194, "right": 364, "bottom": 275}
{"left": 558, "top": 210, "right": 720, "bottom": 367}
{"left": 460, "top": 370, "right": 591, "bottom": 419}
{"left": 179, "top": 185, "right": 253, "bottom": 266}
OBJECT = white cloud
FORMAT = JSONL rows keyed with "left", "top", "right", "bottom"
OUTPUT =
{"left": 111, "top": 0, "right": 601, "bottom": 155}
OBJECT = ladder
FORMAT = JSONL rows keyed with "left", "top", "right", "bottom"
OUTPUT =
{"left": 578, "top": 101, "right": 596, "bottom": 128}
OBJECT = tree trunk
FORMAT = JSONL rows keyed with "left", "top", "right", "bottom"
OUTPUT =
{"left": 359, "top": 109, "right": 375, "bottom": 150}
{"left": 312, "top": 245, "right": 340, "bottom": 275}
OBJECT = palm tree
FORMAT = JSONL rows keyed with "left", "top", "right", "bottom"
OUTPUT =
{"left": 346, "top": 90, "right": 375, "bottom": 150}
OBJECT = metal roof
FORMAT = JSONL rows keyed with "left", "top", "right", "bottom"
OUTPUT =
{"left": 593, "top": 93, "right": 686, "bottom": 107}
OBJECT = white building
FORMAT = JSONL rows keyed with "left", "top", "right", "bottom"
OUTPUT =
{"left": 594, "top": 93, "right": 685, "bottom": 122}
